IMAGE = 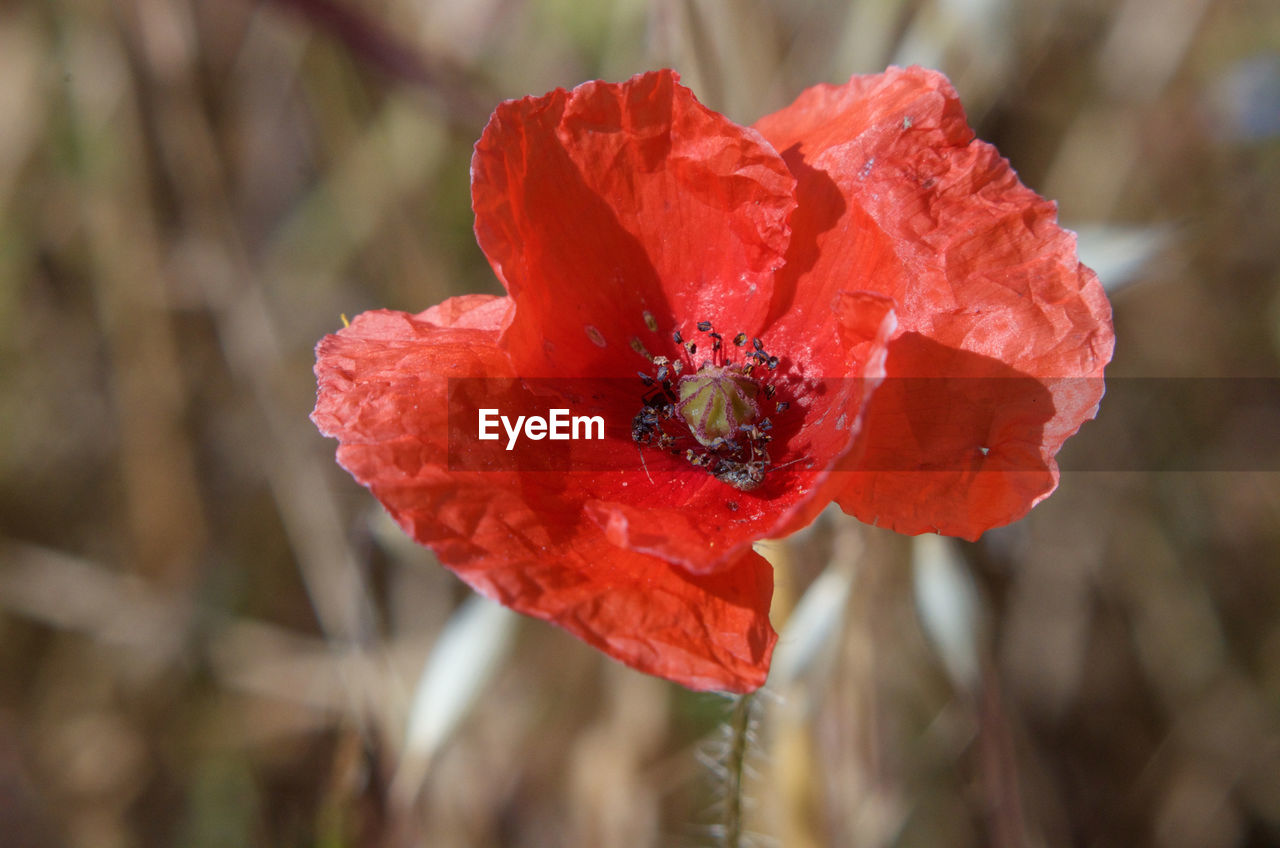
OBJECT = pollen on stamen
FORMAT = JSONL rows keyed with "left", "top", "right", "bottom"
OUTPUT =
{"left": 584, "top": 325, "right": 607, "bottom": 347}
{"left": 630, "top": 323, "right": 794, "bottom": 492}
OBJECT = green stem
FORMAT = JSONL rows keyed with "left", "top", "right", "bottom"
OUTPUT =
{"left": 723, "top": 692, "right": 754, "bottom": 848}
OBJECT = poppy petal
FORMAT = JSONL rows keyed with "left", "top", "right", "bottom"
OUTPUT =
{"left": 755, "top": 66, "right": 1113, "bottom": 538}
{"left": 472, "top": 69, "right": 796, "bottom": 377}
{"left": 312, "top": 300, "right": 776, "bottom": 692}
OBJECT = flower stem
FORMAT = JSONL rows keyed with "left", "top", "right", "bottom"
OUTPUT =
{"left": 723, "top": 691, "right": 754, "bottom": 848}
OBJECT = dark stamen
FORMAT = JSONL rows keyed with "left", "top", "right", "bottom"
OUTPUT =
{"left": 632, "top": 326, "right": 790, "bottom": 492}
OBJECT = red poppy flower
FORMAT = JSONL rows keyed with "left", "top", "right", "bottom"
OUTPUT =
{"left": 312, "top": 67, "right": 1113, "bottom": 693}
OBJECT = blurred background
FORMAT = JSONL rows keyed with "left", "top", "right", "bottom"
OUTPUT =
{"left": 2, "top": 0, "right": 1279, "bottom": 846}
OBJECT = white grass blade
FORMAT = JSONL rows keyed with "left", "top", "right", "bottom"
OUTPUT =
{"left": 391, "top": 594, "right": 517, "bottom": 805}
{"left": 912, "top": 535, "right": 983, "bottom": 693}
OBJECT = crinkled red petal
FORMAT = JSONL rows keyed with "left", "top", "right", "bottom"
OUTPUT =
{"left": 312, "top": 298, "right": 776, "bottom": 692}
{"left": 472, "top": 69, "right": 796, "bottom": 378}
{"left": 755, "top": 66, "right": 1114, "bottom": 539}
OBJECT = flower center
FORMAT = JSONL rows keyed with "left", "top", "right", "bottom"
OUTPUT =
{"left": 677, "top": 367, "right": 759, "bottom": 447}
{"left": 630, "top": 320, "right": 788, "bottom": 491}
